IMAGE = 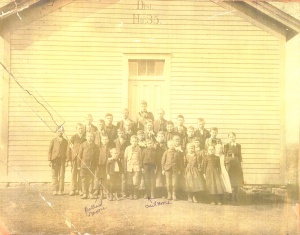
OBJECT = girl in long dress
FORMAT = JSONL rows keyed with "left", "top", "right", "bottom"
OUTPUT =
{"left": 203, "top": 145, "right": 224, "bottom": 205}
{"left": 224, "top": 132, "right": 244, "bottom": 202}
{"left": 184, "top": 143, "right": 206, "bottom": 203}
{"left": 215, "top": 144, "right": 232, "bottom": 201}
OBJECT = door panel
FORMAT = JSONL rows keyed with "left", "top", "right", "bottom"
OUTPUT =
{"left": 128, "top": 80, "right": 164, "bottom": 120}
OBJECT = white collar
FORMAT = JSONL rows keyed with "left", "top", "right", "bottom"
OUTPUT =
{"left": 231, "top": 143, "right": 237, "bottom": 146}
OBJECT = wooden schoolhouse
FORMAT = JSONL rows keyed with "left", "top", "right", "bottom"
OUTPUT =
{"left": 0, "top": 0, "right": 299, "bottom": 184}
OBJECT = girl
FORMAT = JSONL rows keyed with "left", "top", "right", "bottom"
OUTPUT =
{"left": 224, "top": 132, "right": 244, "bottom": 202}
{"left": 205, "top": 127, "right": 222, "bottom": 150}
{"left": 215, "top": 144, "right": 232, "bottom": 201}
{"left": 184, "top": 143, "right": 206, "bottom": 203}
{"left": 203, "top": 145, "right": 224, "bottom": 205}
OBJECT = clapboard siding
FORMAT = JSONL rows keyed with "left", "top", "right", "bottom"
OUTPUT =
{"left": 7, "top": 0, "right": 284, "bottom": 183}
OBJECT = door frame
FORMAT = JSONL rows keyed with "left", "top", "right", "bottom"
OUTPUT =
{"left": 122, "top": 53, "right": 171, "bottom": 120}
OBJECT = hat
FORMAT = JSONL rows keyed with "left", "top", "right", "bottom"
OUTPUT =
{"left": 140, "top": 100, "right": 147, "bottom": 105}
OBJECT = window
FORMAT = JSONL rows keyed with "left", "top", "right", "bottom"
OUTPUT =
{"left": 128, "top": 60, "right": 165, "bottom": 77}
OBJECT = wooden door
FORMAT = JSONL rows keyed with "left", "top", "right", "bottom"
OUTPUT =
{"left": 128, "top": 79, "right": 165, "bottom": 120}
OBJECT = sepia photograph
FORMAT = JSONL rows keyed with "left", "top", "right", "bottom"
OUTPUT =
{"left": 0, "top": 0, "right": 299, "bottom": 234}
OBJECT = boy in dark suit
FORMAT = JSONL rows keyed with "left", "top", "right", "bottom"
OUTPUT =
{"left": 123, "top": 119, "right": 134, "bottom": 143}
{"left": 93, "top": 135, "right": 110, "bottom": 199}
{"left": 104, "top": 113, "right": 117, "bottom": 147}
{"left": 83, "top": 114, "right": 98, "bottom": 136}
{"left": 114, "top": 129, "right": 128, "bottom": 198}
{"left": 117, "top": 108, "right": 136, "bottom": 133}
{"left": 161, "top": 140, "right": 181, "bottom": 200}
{"left": 165, "top": 121, "right": 178, "bottom": 142}
{"left": 174, "top": 115, "right": 187, "bottom": 140}
{"left": 67, "top": 123, "right": 86, "bottom": 196}
{"left": 155, "top": 131, "right": 168, "bottom": 198}
{"left": 77, "top": 132, "right": 99, "bottom": 199}
{"left": 153, "top": 108, "right": 167, "bottom": 133}
{"left": 48, "top": 126, "right": 68, "bottom": 196}
{"left": 94, "top": 119, "right": 106, "bottom": 147}
{"left": 194, "top": 118, "right": 211, "bottom": 150}
{"left": 106, "top": 148, "right": 122, "bottom": 201}
{"left": 173, "top": 135, "right": 185, "bottom": 198}
{"left": 141, "top": 139, "right": 157, "bottom": 199}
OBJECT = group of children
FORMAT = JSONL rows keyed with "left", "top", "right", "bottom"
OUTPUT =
{"left": 48, "top": 101, "right": 244, "bottom": 205}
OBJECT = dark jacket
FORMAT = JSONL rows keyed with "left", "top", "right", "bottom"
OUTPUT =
{"left": 142, "top": 147, "right": 157, "bottom": 167}
{"left": 104, "top": 124, "right": 118, "bottom": 146}
{"left": 161, "top": 149, "right": 180, "bottom": 171}
{"left": 48, "top": 137, "right": 68, "bottom": 161}
{"left": 67, "top": 134, "right": 86, "bottom": 161}
{"left": 106, "top": 158, "right": 122, "bottom": 175}
{"left": 83, "top": 124, "right": 98, "bottom": 136}
{"left": 77, "top": 141, "right": 99, "bottom": 171}
{"left": 194, "top": 128, "right": 211, "bottom": 150}
{"left": 153, "top": 119, "right": 167, "bottom": 133}
{"left": 98, "top": 145, "right": 111, "bottom": 166}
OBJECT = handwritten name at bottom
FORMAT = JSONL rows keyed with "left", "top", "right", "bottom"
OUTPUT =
{"left": 145, "top": 198, "right": 172, "bottom": 208}
{"left": 85, "top": 200, "right": 106, "bottom": 216}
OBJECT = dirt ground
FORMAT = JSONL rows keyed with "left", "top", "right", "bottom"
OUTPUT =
{"left": 0, "top": 183, "right": 298, "bottom": 235}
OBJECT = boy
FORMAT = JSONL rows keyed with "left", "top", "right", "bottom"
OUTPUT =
{"left": 161, "top": 140, "right": 181, "bottom": 200}
{"left": 137, "top": 130, "right": 147, "bottom": 149}
{"left": 106, "top": 148, "right": 122, "bottom": 201}
{"left": 123, "top": 119, "right": 134, "bottom": 144}
{"left": 194, "top": 118, "right": 211, "bottom": 150}
{"left": 174, "top": 115, "right": 187, "bottom": 139}
{"left": 94, "top": 135, "right": 110, "bottom": 199}
{"left": 77, "top": 132, "right": 99, "bottom": 199}
{"left": 173, "top": 135, "right": 185, "bottom": 198}
{"left": 136, "top": 100, "right": 154, "bottom": 131}
{"left": 124, "top": 135, "right": 142, "bottom": 200}
{"left": 165, "top": 121, "right": 178, "bottom": 142}
{"left": 155, "top": 131, "right": 168, "bottom": 198}
{"left": 141, "top": 139, "right": 157, "bottom": 199}
{"left": 67, "top": 123, "right": 86, "bottom": 196}
{"left": 205, "top": 127, "right": 222, "bottom": 150}
{"left": 83, "top": 114, "right": 98, "bottom": 137}
{"left": 48, "top": 126, "right": 68, "bottom": 196}
{"left": 114, "top": 129, "right": 128, "bottom": 198}
{"left": 94, "top": 119, "right": 107, "bottom": 147}
{"left": 104, "top": 113, "right": 117, "bottom": 147}
{"left": 153, "top": 108, "right": 167, "bottom": 133}
{"left": 144, "top": 120, "right": 156, "bottom": 142}
{"left": 117, "top": 108, "right": 136, "bottom": 133}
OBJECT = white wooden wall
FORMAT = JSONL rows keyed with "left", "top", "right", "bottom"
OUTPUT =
{"left": 5, "top": 0, "right": 285, "bottom": 183}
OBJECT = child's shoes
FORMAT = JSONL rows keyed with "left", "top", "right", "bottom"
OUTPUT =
{"left": 69, "top": 191, "right": 75, "bottom": 196}
{"left": 192, "top": 195, "right": 198, "bottom": 203}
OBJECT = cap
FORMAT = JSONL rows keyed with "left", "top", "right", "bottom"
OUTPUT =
{"left": 140, "top": 100, "right": 147, "bottom": 105}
